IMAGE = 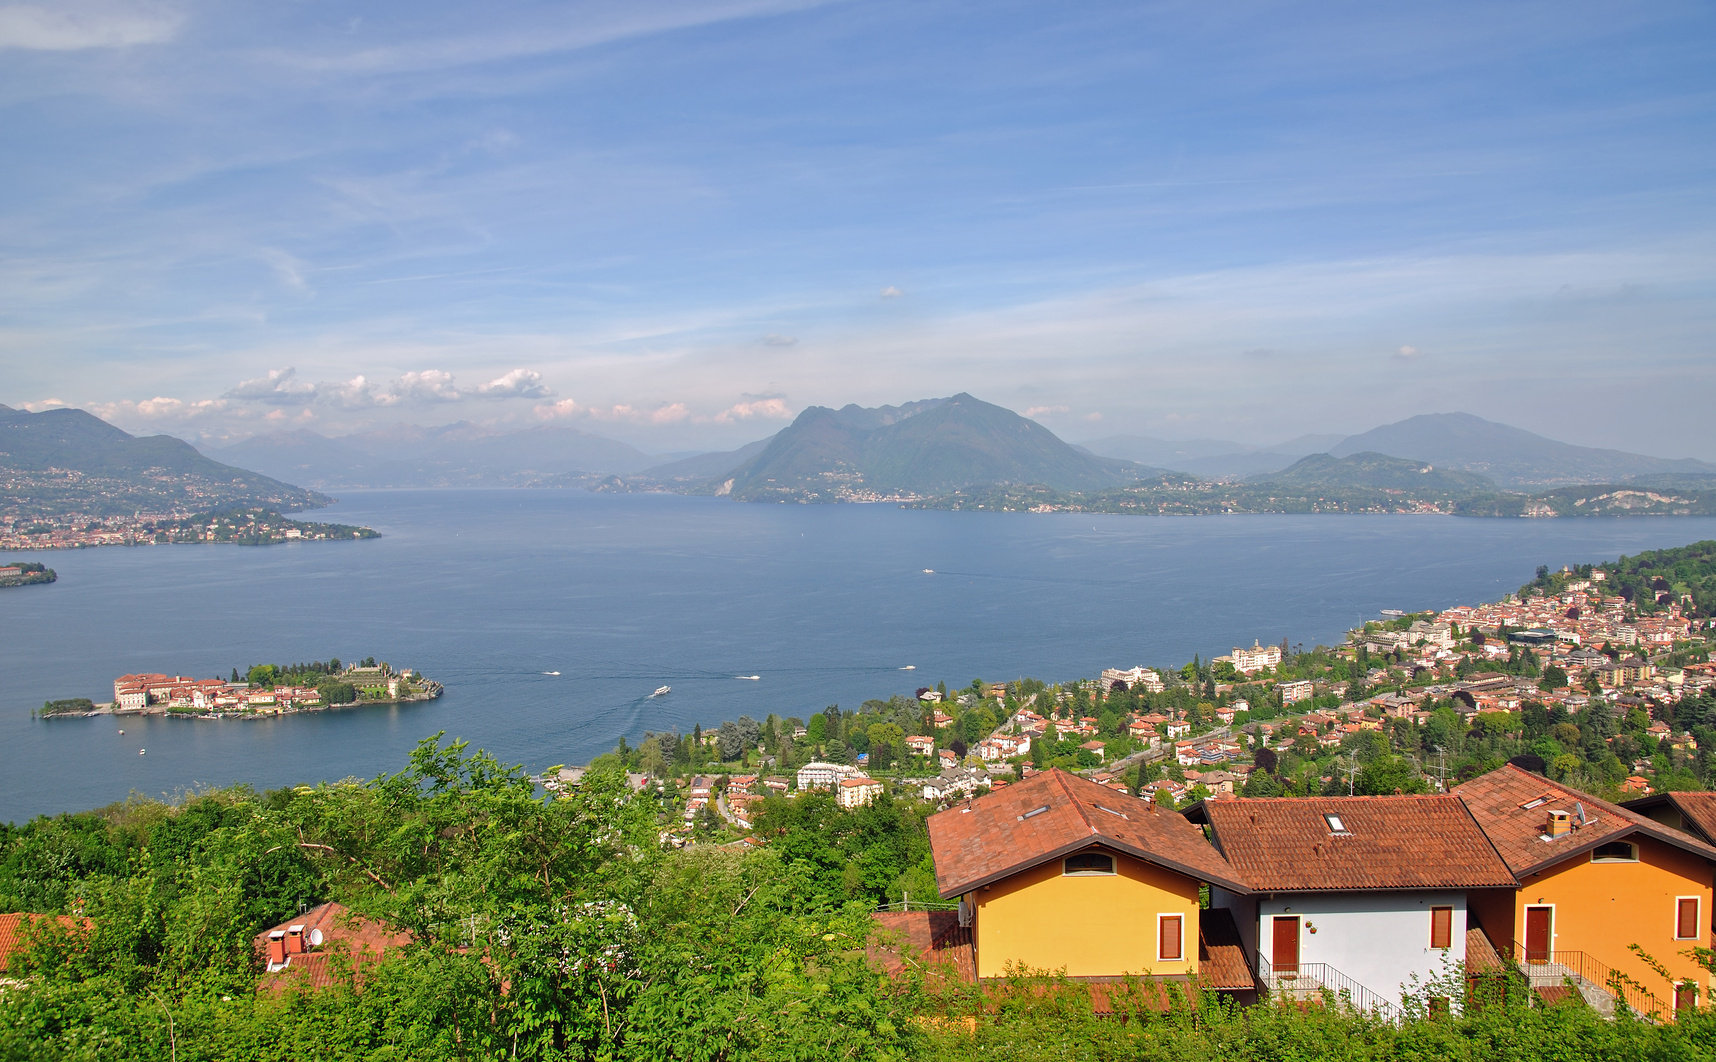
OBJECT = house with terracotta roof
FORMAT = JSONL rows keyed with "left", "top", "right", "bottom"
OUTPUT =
{"left": 0, "top": 913, "right": 87, "bottom": 981}
{"left": 253, "top": 902, "right": 411, "bottom": 992}
{"left": 924, "top": 769, "right": 1255, "bottom": 991}
{"left": 1192, "top": 795, "right": 1515, "bottom": 1011}
{"left": 1454, "top": 765, "right": 1716, "bottom": 1018}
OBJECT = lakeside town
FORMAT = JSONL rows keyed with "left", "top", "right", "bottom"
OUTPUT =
{"left": 38, "top": 658, "right": 441, "bottom": 719}
{"left": 0, "top": 506, "right": 379, "bottom": 550}
{"left": 579, "top": 543, "right": 1716, "bottom": 848}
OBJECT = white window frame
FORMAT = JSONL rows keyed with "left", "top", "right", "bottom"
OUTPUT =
{"left": 1156, "top": 913, "right": 1185, "bottom": 963}
{"left": 1063, "top": 851, "right": 1116, "bottom": 876}
{"left": 1590, "top": 841, "right": 1639, "bottom": 863}
{"left": 1674, "top": 895, "right": 1702, "bottom": 941}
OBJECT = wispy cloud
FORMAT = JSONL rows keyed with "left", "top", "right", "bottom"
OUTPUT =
{"left": 0, "top": 0, "right": 182, "bottom": 51}
{"left": 262, "top": 0, "right": 828, "bottom": 76}
{"left": 1024, "top": 405, "right": 1070, "bottom": 418}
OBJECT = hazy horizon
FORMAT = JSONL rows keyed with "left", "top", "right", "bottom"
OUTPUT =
{"left": 5, "top": 2, "right": 1713, "bottom": 458}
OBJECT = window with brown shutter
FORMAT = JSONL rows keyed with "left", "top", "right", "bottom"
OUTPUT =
{"left": 1430, "top": 906, "right": 1453, "bottom": 950}
{"left": 1159, "top": 915, "right": 1183, "bottom": 961}
{"left": 1677, "top": 897, "right": 1700, "bottom": 940}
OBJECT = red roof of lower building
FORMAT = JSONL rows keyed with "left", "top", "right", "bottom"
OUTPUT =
{"left": 1202, "top": 794, "right": 1516, "bottom": 891}
{"left": 0, "top": 913, "right": 87, "bottom": 974}
{"left": 926, "top": 769, "right": 1249, "bottom": 897}
{"left": 1454, "top": 764, "right": 1716, "bottom": 877}
{"left": 252, "top": 902, "right": 411, "bottom": 992}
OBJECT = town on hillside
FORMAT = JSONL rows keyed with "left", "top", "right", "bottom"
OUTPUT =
{"left": 39, "top": 658, "right": 442, "bottom": 718}
{"left": 583, "top": 542, "right": 1716, "bottom": 857}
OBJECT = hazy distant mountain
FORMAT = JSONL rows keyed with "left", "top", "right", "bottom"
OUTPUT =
{"left": 641, "top": 436, "right": 776, "bottom": 483}
{"left": 1078, "top": 432, "right": 1345, "bottom": 480}
{"left": 1076, "top": 435, "right": 1251, "bottom": 465}
{"left": 711, "top": 393, "right": 1158, "bottom": 501}
{"left": 1248, "top": 451, "right": 1497, "bottom": 493}
{"left": 0, "top": 405, "right": 324, "bottom": 517}
{"left": 1329, "top": 412, "right": 1715, "bottom": 488}
{"left": 207, "top": 423, "right": 659, "bottom": 488}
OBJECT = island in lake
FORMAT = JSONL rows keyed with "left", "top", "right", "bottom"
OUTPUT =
{"left": 39, "top": 657, "right": 441, "bottom": 718}
{"left": 0, "top": 561, "right": 55, "bottom": 587}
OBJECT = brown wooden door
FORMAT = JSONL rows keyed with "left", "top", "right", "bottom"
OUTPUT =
{"left": 1273, "top": 916, "right": 1300, "bottom": 975}
{"left": 1524, "top": 906, "right": 1552, "bottom": 964}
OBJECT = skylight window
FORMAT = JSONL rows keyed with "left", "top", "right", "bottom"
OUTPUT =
{"left": 1094, "top": 804, "right": 1130, "bottom": 820}
{"left": 1520, "top": 796, "right": 1552, "bottom": 810}
{"left": 1324, "top": 813, "right": 1349, "bottom": 834}
{"left": 1019, "top": 805, "right": 1050, "bottom": 821}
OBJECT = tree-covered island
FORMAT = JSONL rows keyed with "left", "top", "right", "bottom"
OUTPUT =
{"left": 0, "top": 560, "right": 54, "bottom": 587}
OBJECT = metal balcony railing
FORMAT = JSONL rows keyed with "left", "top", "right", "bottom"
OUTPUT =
{"left": 1507, "top": 941, "right": 1671, "bottom": 1022}
{"left": 1257, "top": 957, "right": 1401, "bottom": 1021}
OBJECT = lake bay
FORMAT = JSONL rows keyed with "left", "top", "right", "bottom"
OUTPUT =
{"left": 4, "top": 489, "right": 1714, "bottom": 821}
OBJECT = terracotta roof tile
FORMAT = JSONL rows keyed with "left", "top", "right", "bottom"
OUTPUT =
{"left": 0, "top": 914, "right": 86, "bottom": 974}
{"left": 926, "top": 769, "right": 1248, "bottom": 897}
{"left": 1623, "top": 791, "right": 1716, "bottom": 845}
{"left": 868, "top": 911, "right": 975, "bottom": 982}
{"left": 1196, "top": 907, "right": 1256, "bottom": 990}
{"left": 1453, "top": 765, "right": 1716, "bottom": 877}
{"left": 1204, "top": 794, "right": 1515, "bottom": 891}
{"left": 252, "top": 902, "right": 411, "bottom": 992}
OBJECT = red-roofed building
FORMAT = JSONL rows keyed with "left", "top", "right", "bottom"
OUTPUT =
{"left": 252, "top": 902, "right": 411, "bottom": 992}
{"left": 925, "top": 769, "right": 1252, "bottom": 986}
{"left": 1455, "top": 766, "right": 1716, "bottom": 1019}
{"left": 0, "top": 913, "right": 87, "bottom": 977}
{"left": 1193, "top": 794, "right": 1515, "bottom": 1009}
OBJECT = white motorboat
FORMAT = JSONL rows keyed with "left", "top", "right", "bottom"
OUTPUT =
{"left": 650, "top": 685, "right": 671, "bottom": 697}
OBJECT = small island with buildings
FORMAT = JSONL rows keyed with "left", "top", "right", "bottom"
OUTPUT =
{"left": 0, "top": 561, "right": 55, "bottom": 588}
{"left": 38, "top": 657, "right": 440, "bottom": 718}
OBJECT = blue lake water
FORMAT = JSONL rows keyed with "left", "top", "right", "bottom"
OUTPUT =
{"left": 4, "top": 489, "right": 1715, "bottom": 822}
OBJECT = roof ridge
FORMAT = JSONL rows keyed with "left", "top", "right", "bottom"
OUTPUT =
{"left": 1058, "top": 770, "right": 1101, "bottom": 838}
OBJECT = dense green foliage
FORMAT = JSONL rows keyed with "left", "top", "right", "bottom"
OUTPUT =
{"left": 1526, "top": 540, "right": 1716, "bottom": 618}
{"left": 6, "top": 735, "right": 1716, "bottom": 1058}
{"left": 38, "top": 698, "right": 95, "bottom": 717}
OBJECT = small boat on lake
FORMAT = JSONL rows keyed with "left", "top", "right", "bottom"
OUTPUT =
{"left": 650, "top": 685, "right": 671, "bottom": 698}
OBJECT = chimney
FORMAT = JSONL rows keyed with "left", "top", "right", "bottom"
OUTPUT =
{"left": 1546, "top": 809, "right": 1571, "bottom": 839}
{"left": 267, "top": 930, "right": 287, "bottom": 968}
{"left": 286, "top": 924, "right": 306, "bottom": 955}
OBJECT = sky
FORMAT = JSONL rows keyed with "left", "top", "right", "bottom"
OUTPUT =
{"left": 2, "top": 0, "right": 1713, "bottom": 457}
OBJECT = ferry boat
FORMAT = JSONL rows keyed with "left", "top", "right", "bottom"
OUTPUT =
{"left": 650, "top": 685, "right": 671, "bottom": 698}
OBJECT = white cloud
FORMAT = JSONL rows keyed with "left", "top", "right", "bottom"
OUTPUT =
{"left": 879, "top": 286, "right": 904, "bottom": 298}
{"left": 1083, "top": 412, "right": 1103, "bottom": 422}
{"left": 392, "top": 369, "right": 462, "bottom": 403}
{"left": 761, "top": 334, "right": 798, "bottom": 347}
{"left": 0, "top": 1, "right": 182, "bottom": 51}
{"left": 1024, "top": 405, "right": 1070, "bottom": 418}
{"left": 714, "top": 397, "right": 792, "bottom": 423}
{"left": 1395, "top": 345, "right": 1422, "bottom": 359}
{"left": 226, "top": 367, "right": 317, "bottom": 405}
{"left": 91, "top": 396, "right": 227, "bottom": 422}
{"left": 534, "top": 398, "right": 582, "bottom": 420}
{"left": 474, "top": 368, "right": 555, "bottom": 399}
{"left": 20, "top": 398, "right": 66, "bottom": 411}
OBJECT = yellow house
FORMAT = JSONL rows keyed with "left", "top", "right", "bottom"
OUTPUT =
{"left": 1456, "top": 766, "right": 1716, "bottom": 1018}
{"left": 926, "top": 769, "right": 1254, "bottom": 986}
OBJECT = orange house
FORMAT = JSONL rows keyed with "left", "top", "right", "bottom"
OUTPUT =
{"left": 925, "top": 769, "right": 1255, "bottom": 990}
{"left": 1455, "top": 766, "right": 1716, "bottom": 1018}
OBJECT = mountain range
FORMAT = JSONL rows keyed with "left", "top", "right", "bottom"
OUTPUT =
{"left": 0, "top": 405, "right": 324, "bottom": 517}
{"left": 1079, "top": 412, "right": 1714, "bottom": 488}
{"left": 204, "top": 422, "right": 663, "bottom": 489}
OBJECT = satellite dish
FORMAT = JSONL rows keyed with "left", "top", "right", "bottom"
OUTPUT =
{"left": 1574, "top": 802, "right": 1587, "bottom": 826}
{"left": 308, "top": 927, "right": 323, "bottom": 948}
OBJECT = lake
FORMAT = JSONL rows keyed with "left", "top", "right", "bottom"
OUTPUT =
{"left": 3, "top": 490, "right": 1713, "bottom": 821}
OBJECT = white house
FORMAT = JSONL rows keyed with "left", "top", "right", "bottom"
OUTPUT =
{"left": 1196, "top": 794, "right": 1516, "bottom": 1007}
{"left": 796, "top": 761, "right": 860, "bottom": 790}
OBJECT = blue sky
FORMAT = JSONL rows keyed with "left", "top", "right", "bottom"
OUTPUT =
{"left": 3, "top": 0, "right": 1713, "bottom": 456}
